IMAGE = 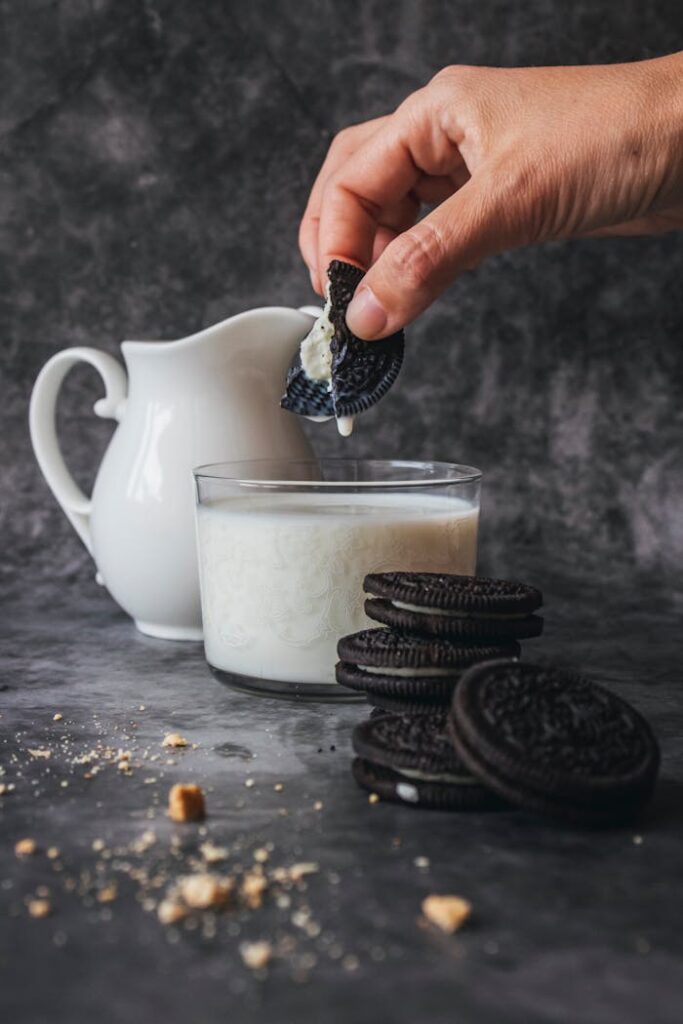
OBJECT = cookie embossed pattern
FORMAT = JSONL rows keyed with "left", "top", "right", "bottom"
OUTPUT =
{"left": 193, "top": 459, "right": 481, "bottom": 699}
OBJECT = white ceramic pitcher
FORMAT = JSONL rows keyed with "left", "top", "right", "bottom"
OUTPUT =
{"left": 29, "top": 307, "right": 318, "bottom": 640}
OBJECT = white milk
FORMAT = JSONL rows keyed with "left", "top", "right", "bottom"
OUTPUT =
{"left": 196, "top": 492, "right": 479, "bottom": 685}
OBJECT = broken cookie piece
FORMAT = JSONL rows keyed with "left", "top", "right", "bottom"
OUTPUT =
{"left": 281, "top": 260, "right": 404, "bottom": 435}
{"left": 421, "top": 894, "right": 472, "bottom": 934}
{"left": 168, "top": 783, "right": 205, "bottom": 822}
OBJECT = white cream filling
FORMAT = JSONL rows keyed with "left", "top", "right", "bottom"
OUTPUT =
{"left": 397, "top": 766, "right": 478, "bottom": 786}
{"left": 357, "top": 664, "right": 456, "bottom": 678}
{"left": 391, "top": 600, "right": 527, "bottom": 620}
{"left": 336, "top": 415, "right": 354, "bottom": 437}
{"left": 300, "top": 291, "right": 334, "bottom": 384}
{"left": 299, "top": 289, "right": 355, "bottom": 437}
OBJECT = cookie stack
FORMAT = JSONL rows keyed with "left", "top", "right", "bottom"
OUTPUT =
{"left": 350, "top": 660, "right": 660, "bottom": 824}
{"left": 336, "top": 572, "right": 544, "bottom": 713}
{"left": 339, "top": 572, "right": 660, "bottom": 823}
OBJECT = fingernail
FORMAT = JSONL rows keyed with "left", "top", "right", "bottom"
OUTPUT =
{"left": 346, "top": 286, "right": 388, "bottom": 339}
{"left": 309, "top": 267, "right": 319, "bottom": 293}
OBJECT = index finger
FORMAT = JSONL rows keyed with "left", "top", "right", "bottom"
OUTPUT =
{"left": 317, "top": 117, "right": 422, "bottom": 280}
{"left": 299, "top": 117, "right": 388, "bottom": 292}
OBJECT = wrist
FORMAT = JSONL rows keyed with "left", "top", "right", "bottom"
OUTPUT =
{"left": 637, "top": 52, "right": 683, "bottom": 210}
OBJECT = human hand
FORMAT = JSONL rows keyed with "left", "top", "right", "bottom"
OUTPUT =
{"left": 299, "top": 54, "right": 683, "bottom": 339}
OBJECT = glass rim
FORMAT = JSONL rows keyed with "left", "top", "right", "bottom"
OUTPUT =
{"left": 192, "top": 458, "right": 482, "bottom": 489}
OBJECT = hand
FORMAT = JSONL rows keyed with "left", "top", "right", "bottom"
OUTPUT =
{"left": 299, "top": 54, "right": 683, "bottom": 339}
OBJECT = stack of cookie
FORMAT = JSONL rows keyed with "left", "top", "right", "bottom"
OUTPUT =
{"left": 349, "top": 660, "right": 660, "bottom": 824}
{"left": 336, "top": 572, "right": 544, "bottom": 713}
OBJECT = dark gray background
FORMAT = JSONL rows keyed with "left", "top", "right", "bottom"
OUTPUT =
{"left": 1, "top": 0, "right": 682, "bottom": 585}
{"left": 2, "top": 4, "right": 683, "bottom": 1024}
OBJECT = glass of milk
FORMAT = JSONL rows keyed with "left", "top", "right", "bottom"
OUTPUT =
{"left": 193, "top": 459, "right": 481, "bottom": 700}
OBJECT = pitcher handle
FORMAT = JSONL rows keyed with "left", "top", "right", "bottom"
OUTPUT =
{"left": 29, "top": 347, "right": 128, "bottom": 555}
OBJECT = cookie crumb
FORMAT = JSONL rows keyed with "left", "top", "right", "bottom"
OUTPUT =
{"left": 176, "top": 873, "right": 234, "bottom": 909}
{"left": 253, "top": 847, "right": 269, "bottom": 864}
{"left": 633, "top": 835, "right": 644, "bottom": 846}
{"left": 288, "top": 862, "right": 319, "bottom": 883}
{"left": 97, "top": 884, "right": 117, "bottom": 903}
{"left": 313, "top": 800, "right": 323, "bottom": 811}
{"left": 168, "top": 783, "right": 205, "bottom": 822}
{"left": 28, "top": 898, "right": 51, "bottom": 919}
{"left": 47, "top": 846, "right": 60, "bottom": 860}
{"left": 162, "top": 733, "right": 188, "bottom": 749}
{"left": 245, "top": 778, "right": 255, "bottom": 789}
{"left": 53, "top": 713, "right": 63, "bottom": 722}
{"left": 414, "top": 856, "right": 430, "bottom": 869}
{"left": 368, "top": 793, "right": 380, "bottom": 804}
{"left": 200, "top": 841, "right": 228, "bottom": 864}
{"left": 92, "top": 838, "right": 105, "bottom": 852}
{"left": 28, "top": 748, "right": 51, "bottom": 759}
{"left": 157, "top": 898, "right": 188, "bottom": 925}
{"left": 241, "top": 870, "right": 267, "bottom": 909}
{"left": 15, "top": 838, "right": 37, "bottom": 857}
{"left": 422, "top": 894, "right": 471, "bottom": 934}
{"left": 240, "top": 941, "right": 272, "bottom": 971}
{"left": 274, "top": 783, "right": 284, "bottom": 793}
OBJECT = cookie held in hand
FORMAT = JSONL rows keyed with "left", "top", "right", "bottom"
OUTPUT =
{"left": 281, "top": 261, "right": 404, "bottom": 431}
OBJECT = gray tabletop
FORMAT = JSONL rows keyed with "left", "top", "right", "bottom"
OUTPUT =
{"left": 1, "top": 554, "right": 681, "bottom": 1024}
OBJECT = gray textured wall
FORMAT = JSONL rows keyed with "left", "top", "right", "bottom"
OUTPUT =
{"left": 2, "top": 0, "right": 682, "bottom": 592}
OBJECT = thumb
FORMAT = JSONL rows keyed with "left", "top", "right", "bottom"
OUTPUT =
{"left": 345, "top": 176, "right": 516, "bottom": 339}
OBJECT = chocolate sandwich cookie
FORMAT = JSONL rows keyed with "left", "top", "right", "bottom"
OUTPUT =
{"left": 336, "top": 627, "right": 520, "bottom": 703}
{"left": 352, "top": 711, "right": 501, "bottom": 810}
{"left": 364, "top": 572, "right": 544, "bottom": 641}
{"left": 449, "top": 660, "right": 660, "bottom": 825}
{"left": 367, "top": 692, "right": 454, "bottom": 716}
{"left": 281, "top": 260, "right": 404, "bottom": 422}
